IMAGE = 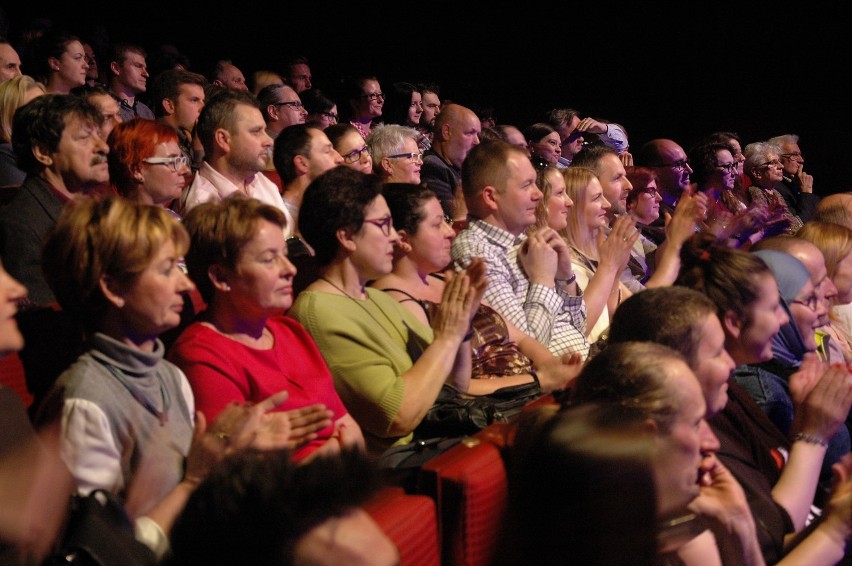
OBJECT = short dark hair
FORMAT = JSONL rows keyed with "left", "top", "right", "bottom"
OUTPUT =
{"left": 13, "top": 93, "right": 102, "bottom": 174}
{"left": 299, "top": 167, "right": 383, "bottom": 267}
{"left": 383, "top": 183, "right": 437, "bottom": 234}
{"left": 148, "top": 68, "right": 208, "bottom": 118}
{"left": 195, "top": 89, "right": 260, "bottom": 157}
{"left": 272, "top": 123, "right": 314, "bottom": 184}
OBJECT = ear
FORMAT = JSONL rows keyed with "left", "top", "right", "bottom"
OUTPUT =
{"left": 208, "top": 265, "right": 231, "bottom": 292}
{"left": 481, "top": 185, "right": 499, "bottom": 212}
{"left": 722, "top": 309, "right": 743, "bottom": 339}
{"left": 214, "top": 128, "right": 230, "bottom": 153}
{"left": 131, "top": 164, "right": 144, "bottom": 183}
{"left": 109, "top": 61, "right": 121, "bottom": 77}
{"left": 99, "top": 275, "right": 125, "bottom": 309}
{"left": 380, "top": 158, "right": 393, "bottom": 176}
{"left": 396, "top": 229, "right": 412, "bottom": 252}
{"left": 336, "top": 226, "right": 357, "bottom": 253}
{"left": 161, "top": 98, "right": 176, "bottom": 116}
{"left": 440, "top": 123, "right": 451, "bottom": 140}
{"left": 293, "top": 154, "right": 309, "bottom": 176}
{"left": 212, "top": 79, "right": 224, "bottom": 88}
{"left": 266, "top": 104, "right": 279, "bottom": 120}
{"left": 48, "top": 56, "right": 60, "bottom": 72}
{"left": 32, "top": 144, "right": 53, "bottom": 167}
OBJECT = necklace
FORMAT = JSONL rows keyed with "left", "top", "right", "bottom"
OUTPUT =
{"left": 318, "top": 276, "right": 408, "bottom": 345}
{"left": 95, "top": 358, "right": 171, "bottom": 426}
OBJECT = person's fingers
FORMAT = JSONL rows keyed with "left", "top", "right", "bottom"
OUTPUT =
{"left": 255, "top": 390, "right": 289, "bottom": 413}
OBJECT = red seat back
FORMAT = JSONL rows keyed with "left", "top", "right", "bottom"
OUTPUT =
{"left": 363, "top": 486, "right": 440, "bottom": 566}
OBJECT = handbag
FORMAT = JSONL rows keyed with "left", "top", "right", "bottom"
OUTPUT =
{"left": 46, "top": 489, "right": 157, "bottom": 566}
{"left": 414, "top": 380, "right": 542, "bottom": 439}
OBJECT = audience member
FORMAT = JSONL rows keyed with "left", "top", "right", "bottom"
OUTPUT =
{"left": 209, "top": 59, "right": 248, "bottom": 91}
{"left": 545, "top": 108, "right": 629, "bottom": 167}
{"left": 769, "top": 133, "right": 820, "bottom": 222}
{"left": 33, "top": 31, "right": 88, "bottom": 94}
{"left": 289, "top": 167, "right": 485, "bottom": 458}
{"left": 523, "top": 122, "right": 561, "bottom": 169}
{"left": 744, "top": 141, "right": 803, "bottom": 234}
{"left": 81, "top": 41, "right": 100, "bottom": 87}
{"left": 148, "top": 68, "right": 208, "bottom": 170}
{"left": 0, "top": 40, "right": 22, "bottom": 81}
{"left": 300, "top": 88, "right": 338, "bottom": 130}
{"left": 282, "top": 55, "right": 312, "bottom": 93}
{"left": 366, "top": 123, "right": 422, "bottom": 184}
{"left": 495, "top": 124, "right": 528, "bottom": 154}
{"left": 414, "top": 81, "right": 440, "bottom": 143}
{"left": 145, "top": 43, "right": 190, "bottom": 79}
{"left": 379, "top": 81, "right": 422, "bottom": 129}
{"left": 340, "top": 73, "right": 384, "bottom": 141}
{"left": 326, "top": 122, "right": 373, "bottom": 175}
{"left": 107, "top": 43, "right": 154, "bottom": 121}
{"left": 634, "top": 138, "right": 694, "bottom": 220}
{"left": 0, "top": 94, "right": 107, "bottom": 305}
{"left": 257, "top": 84, "right": 306, "bottom": 140}
{"left": 452, "top": 140, "right": 589, "bottom": 357}
{"left": 168, "top": 195, "right": 363, "bottom": 461}
{"left": 0, "top": 75, "right": 44, "bottom": 187}
{"left": 71, "top": 83, "right": 122, "bottom": 139}
{"left": 250, "top": 69, "right": 282, "bottom": 96}
{"left": 177, "top": 89, "right": 293, "bottom": 235}
{"left": 420, "top": 102, "right": 481, "bottom": 219}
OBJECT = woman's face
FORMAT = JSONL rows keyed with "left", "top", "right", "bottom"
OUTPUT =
{"left": 714, "top": 149, "right": 737, "bottom": 192}
{"left": 312, "top": 105, "right": 338, "bottom": 130}
{"left": 117, "top": 239, "right": 194, "bottom": 341}
{"left": 530, "top": 131, "right": 561, "bottom": 165}
{"left": 630, "top": 181, "right": 661, "bottom": 225}
{"left": 139, "top": 141, "right": 189, "bottom": 206}
{"left": 0, "top": 260, "right": 26, "bottom": 357}
{"left": 831, "top": 251, "right": 852, "bottom": 304}
{"left": 351, "top": 195, "right": 399, "bottom": 280}
{"left": 544, "top": 170, "right": 572, "bottom": 231}
{"left": 789, "top": 280, "right": 819, "bottom": 351}
{"left": 404, "top": 197, "right": 455, "bottom": 273}
{"left": 335, "top": 131, "right": 373, "bottom": 175}
{"left": 582, "top": 177, "right": 611, "bottom": 232}
{"left": 754, "top": 152, "right": 784, "bottom": 187}
{"left": 692, "top": 313, "right": 735, "bottom": 418}
{"left": 731, "top": 273, "right": 788, "bottom": 364}
{"left": 352, "top": 79, "right": 383, "bottom": 120}
{"left": 53, "top": 40, "right": 88, "bottom": 89}
{"left": 230, "top": 219, "right": 297, "bottom": 315}
{"left": 407, "top": 91, "right": 423, "bottom": 127}
{"left": 382, "top": 137, "right": 421, "bottom": 184}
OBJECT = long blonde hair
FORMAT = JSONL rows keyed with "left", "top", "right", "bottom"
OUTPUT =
{"left": 0, "top": 75, "right": 45, "bottom": 142}
{"left": 561, "top": 166, "right": 601, "bottom": 261}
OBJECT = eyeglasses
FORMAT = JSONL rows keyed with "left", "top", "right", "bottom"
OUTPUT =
{"left": 274, "top": 101, "right": 304, "bottom": 110}
{"left": 656, "top": 159, "right": 690, "bottom": 171}
{"left": 716, "top": 163, "right": 738, "bottom": 173}
{"left": 363, "top": 216, "right": 393, "bottom": 236}
{"left": 780, "top": 152, "right": 803, "bottom": 160}
{"left": 640, "top": 186, "right": 661, "bottom": 196}
{"left": 342, "top": 146, "right": 370, "bottom": 163}
{"left": 360, "top": 92, "right": 385, "bottom": 101}
{"left": 790, "top": 293, "right": 818, "bottom": 311}
{"left": 758, "top": 159, "right": 783, "bottom": 168}
{"left": 387, "top": 152, "right": 424, "bottom": 163}
{"left": 142, "top": 155, "right": 189, "bottom": 172}
{"left": 321, "top": 111, "right": 339, "bottom": 122}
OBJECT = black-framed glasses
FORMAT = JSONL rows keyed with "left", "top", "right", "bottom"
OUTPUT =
{"left": 342, "top": 146, "right": 370, "bottom": 163}
{"left": 360, "top": 92, "right": 385, "bottom": 101}
{"left": 274, "top": 101, "right": 304, "bottom": 110}
{"left": 716, "top": 163, "right": 738, "bottom": 173}
{"left": 655, "top": 159, "right": 690, "bottom": 171}
{"left": 387, "top": 152, "right": 423, "bottom": 163}
{"left": 321, "top": 111, "right": 339, "bottom": 122}
{"left": 780, "top": 152, "right": 803, "bottom": 160}
{"left": 758, "top": 159, "right": 783, "bottom": 168}
{"left": 790, "top": 293, "right": 818, "bottom": 311}
{"left": 142, "top": 155, "right": 189, "bottom": 172}
{"left": 363, "top": 216, "right": 393, "bottom": 236}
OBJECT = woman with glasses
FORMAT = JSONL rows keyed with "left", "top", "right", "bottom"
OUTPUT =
{"left": 340, "top": 74, "right": 384, "bottom": 141}
{"left": 624, "top": 166, "right": 664, "bottom": 282}
{"left": 744, "top": 141, "right": 803, "bottom": 234}
{"left": 289, "top": 167, "right": 486, "bottom": 459}
{"left": 326, "top": 123, "right": 373, "bottom": 174}
{"left": 367, "top": 124, "right": 422, "bottom": 184}
{"left": 301, "top": 88, "right": 338, "bottom": 130}
{"left": 108, "top": 118, "right": 191, "bottom": 214}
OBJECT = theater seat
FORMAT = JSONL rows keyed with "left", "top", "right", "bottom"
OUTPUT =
{"left": 363, "top": 486, "right": 440, "bottom": 566}
{"left": 418, "top": 425, "right": 511, "bottom": 566}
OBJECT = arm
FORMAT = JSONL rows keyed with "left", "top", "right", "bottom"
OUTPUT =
{"left": 60, "top": 399, "right": 123, "bottom": 495}
{"left": 645, "top": 192, "right": 702, "bottom": 288}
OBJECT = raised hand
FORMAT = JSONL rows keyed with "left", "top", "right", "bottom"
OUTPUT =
{"left": 597, "top": 215, "right": 638, "bottom": 273}
{"left": 791, "top": 361, "right": 852, "bottom": 444}
{"left": 519, "top": 230, "right": 558, "bottom": 286}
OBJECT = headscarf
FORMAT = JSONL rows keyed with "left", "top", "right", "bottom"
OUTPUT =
{"left": 752, "top": 249, "right": 811, "bottom": 367}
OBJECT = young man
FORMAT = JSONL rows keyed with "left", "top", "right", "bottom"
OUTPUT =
{"left": 107, "top": 43, "right": 153, "bottom": 121}
{"left": 149, "top": 68, "right": 208, "bottom": 169}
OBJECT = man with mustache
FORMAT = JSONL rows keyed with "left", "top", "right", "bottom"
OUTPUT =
{"left": 177, "top": 89, "right": 293, "bottom": 236}
{"left": 0, "top": 94, "right": 108, "bottom": 306}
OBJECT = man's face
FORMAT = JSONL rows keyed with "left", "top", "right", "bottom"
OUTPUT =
{"left": 596, "top": 153, "right": 632, "bottom": 216}
{"left": 445, "top": 111, "right": 481, "bottom": 169}
{"left": 304, "top": 130, "right": 343, "bottom": 181}
{"left": 287, "top": 63, "right": 312, "bottom": 93}
{"left": 420, "top": 91, "right": 441, "bottom": 128}
{"left": 271, "top": 86, "right": 306, "bottom": 128}
{"left": 116, "top": 51, "right": 149, "bottom": 94}
{"left": 652, "top": 141, "right": 692, "bottom": 205}
{"left": 225, "top": 104, "right": 273, "bottom": 174}
{"left": 89, "top": 93, "right": 122, "bottom": 138}
{"left": 778, "top": 140, "right": 804, "bottom": 177}
{"left": 172, "top": 83, "right": 205, "bottom": 131}
{"left": 493, "top": 153, "right": 542, "bottom": 235}
{"left": 0, "top": 44, "right": 22, "bottom": 81}
{"left": 219, "top": 64, "right": 248, "bottom": 91}
{"left": 49, "top": 115, "right": 110, "bottom": 189}
{"left": 794, "top": 245, "right": 838, "bottom": 327}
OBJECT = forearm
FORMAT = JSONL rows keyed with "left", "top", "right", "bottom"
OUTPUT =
{"left": 581, "top": 264, "right": 621, "bottom": 335}
{"left": 466, "top": 374, "right": 537, "bottom": 395}
{"left": 137, "top": 480, "right": 197, "bottom": 547}
{"left": 676, "top": 530, "right": 723, "bottom": 566}
{"left": 771, "top": 441, "right": 826, "bottom": 530}
{"left": 644, "top": 238, "right": 682, "bottom": 288}
{"left": 777, "top": 521, "right": 847, "bottom": 565}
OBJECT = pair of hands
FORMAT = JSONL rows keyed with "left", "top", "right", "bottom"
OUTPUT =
{"left": 789, "top": 354, "right": 852, "bottom": 444}
{"left": 432, "top": 256, "right": 488, "bottom": 343}
{"left": 520, "top": 227, "right": 574, "bottom": 286}
{"left": 184, "top": 391, "right": 337, "bottom": 485}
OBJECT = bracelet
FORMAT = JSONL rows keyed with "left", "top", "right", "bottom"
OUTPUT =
{"left": 793, "top": 432, "right": 828, "bottom": 447}
{"left": 556, "top": 273, "right": 577, "bottom": 285}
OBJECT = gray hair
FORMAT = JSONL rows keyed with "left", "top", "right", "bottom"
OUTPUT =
{"left": 367, "top": 123, "right": 420, "bottom": 165}
{"left": 743, "top": 141, "right": 782, "bottom": 180}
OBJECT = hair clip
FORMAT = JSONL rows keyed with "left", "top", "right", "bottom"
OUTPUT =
{"left": 699, "top": 250, "right": 711, "bottom": 262}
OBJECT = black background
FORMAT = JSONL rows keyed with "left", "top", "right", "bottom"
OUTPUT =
{"left": 3, "top": 3, "right": 851, "bottom": 195}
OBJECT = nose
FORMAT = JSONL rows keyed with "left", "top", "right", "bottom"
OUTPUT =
{"left": 698, "top": 420, "right": 720, "bottom": 453}
{"left": 332, "top": 150, "right": 344, "bottom": 165}
{"left": 685, "top": 163, "right": 694, "bottom": 173}
{"left": 601, "top": 196, "right": 611, "bottom": 210}
{"left": 563, "top": 194, "right": 574, "bottom": 208}
{"left": 531, "top": 183, "right": 543, "bottom": 201}
{"left": 178, "top": 270, "right": 196, "bottom": 293}
{"left": 279, "top": 255, "right": 297, "bottom": 278}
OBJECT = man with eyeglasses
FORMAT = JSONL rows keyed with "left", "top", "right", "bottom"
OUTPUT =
{"left": 635, "top": 138, "right": 695, "bottom": 217}
{"left": 420, "top": 103, "right": 481, "bottom": 220}
{"left": 768, "top": 134, "right": 820, "bottom": 222}
{"left": 257, "top": 84, "right": 307, "bottom": 140}
{"left": 177, "top": 89, "right": 294, "bottom": 237}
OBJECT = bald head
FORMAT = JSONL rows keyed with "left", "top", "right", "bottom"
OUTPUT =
{"left": 0, "top": 42, "right": 22, "bottom": 81}
{"left": 636, "top": 138, "right": 691, "bottom": 205}
{"left": 813, "top": 192, "right": 852, "bottom": 229}
{"left": 432, "top": 103, "right": 481, "bottom": 169}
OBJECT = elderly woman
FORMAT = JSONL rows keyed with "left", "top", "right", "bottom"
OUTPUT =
{"left": 367, "top": 123, "right": 422, "bottom": 184}
{"left": 168, "top": 196, "right": 364, "bottom": 461}
{"left": 289, "top": 167, "right": 485, "bottom": 458}
{"left": 108, "top": 118, "right": 190, "bottom": 210}
{"left": 744, "top": 141, "right": 803, "bottom": 234}
{"left": 372, "top": 183, "right": 580, "bottom": 395}
{"left": 326, "top": 123, "right": 373, "bottom": 175}
{"left": 0, "top": 75, "right": 45, "bottom": 187}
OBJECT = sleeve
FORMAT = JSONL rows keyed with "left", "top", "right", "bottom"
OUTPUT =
{"left": 60, "top": 398, "right": 123, "bottom": 496}
{"left": 600, "top": 123, "right": 629, "bottom": 154}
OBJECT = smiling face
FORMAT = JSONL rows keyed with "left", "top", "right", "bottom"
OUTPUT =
{"left": 581, "top": 177, "right": 611, "bottom": 233}
{"left": 493, "top": 153, "right": 542, "bottom": 235}
{"left": 382, "top": 137, "right": 421, "bottom": 184}
{"left": 116, "top": 239, "right": 194, "bottom": 341}
{"left": 530, "top": 131, "right": 561, "bottom": 165}
{"left": 630, "top": 180, "right": 661, "bottom": 225}
{"left": 335, "top": 130, "right": 373, "bottom": 174}
{"left": 692, "top": 313, "right": 735, "bottom": 418}
{"left": 543, "top": 168, "right": 571, "bottom": 231}
{"left": 727, "top": 273, "right": 788, "bottom": 364}
{"left": 597, "top": 153, "right": 632, "bottom": 216}
{"left": 789, "top": 280, "right": 820, "bottom": 351}
{"left": 228, "top": 219, "right": 297, "bottom": 315}
{"left": 831, "top": 251, "right": 852, "bottom": 303}
{"left": 353, "top": 79, "right": 384, "bottom": 120}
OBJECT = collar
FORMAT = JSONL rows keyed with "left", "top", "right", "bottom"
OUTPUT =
{"left": 467, "top": 218, "right": 521, "bottom": 249}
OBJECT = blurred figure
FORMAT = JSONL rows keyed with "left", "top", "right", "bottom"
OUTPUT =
{"left": 0, "top": 40, "right": 22, "bottom": 81}
{"left": 0, "top": 75, "right": 45, "bottom": 187}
